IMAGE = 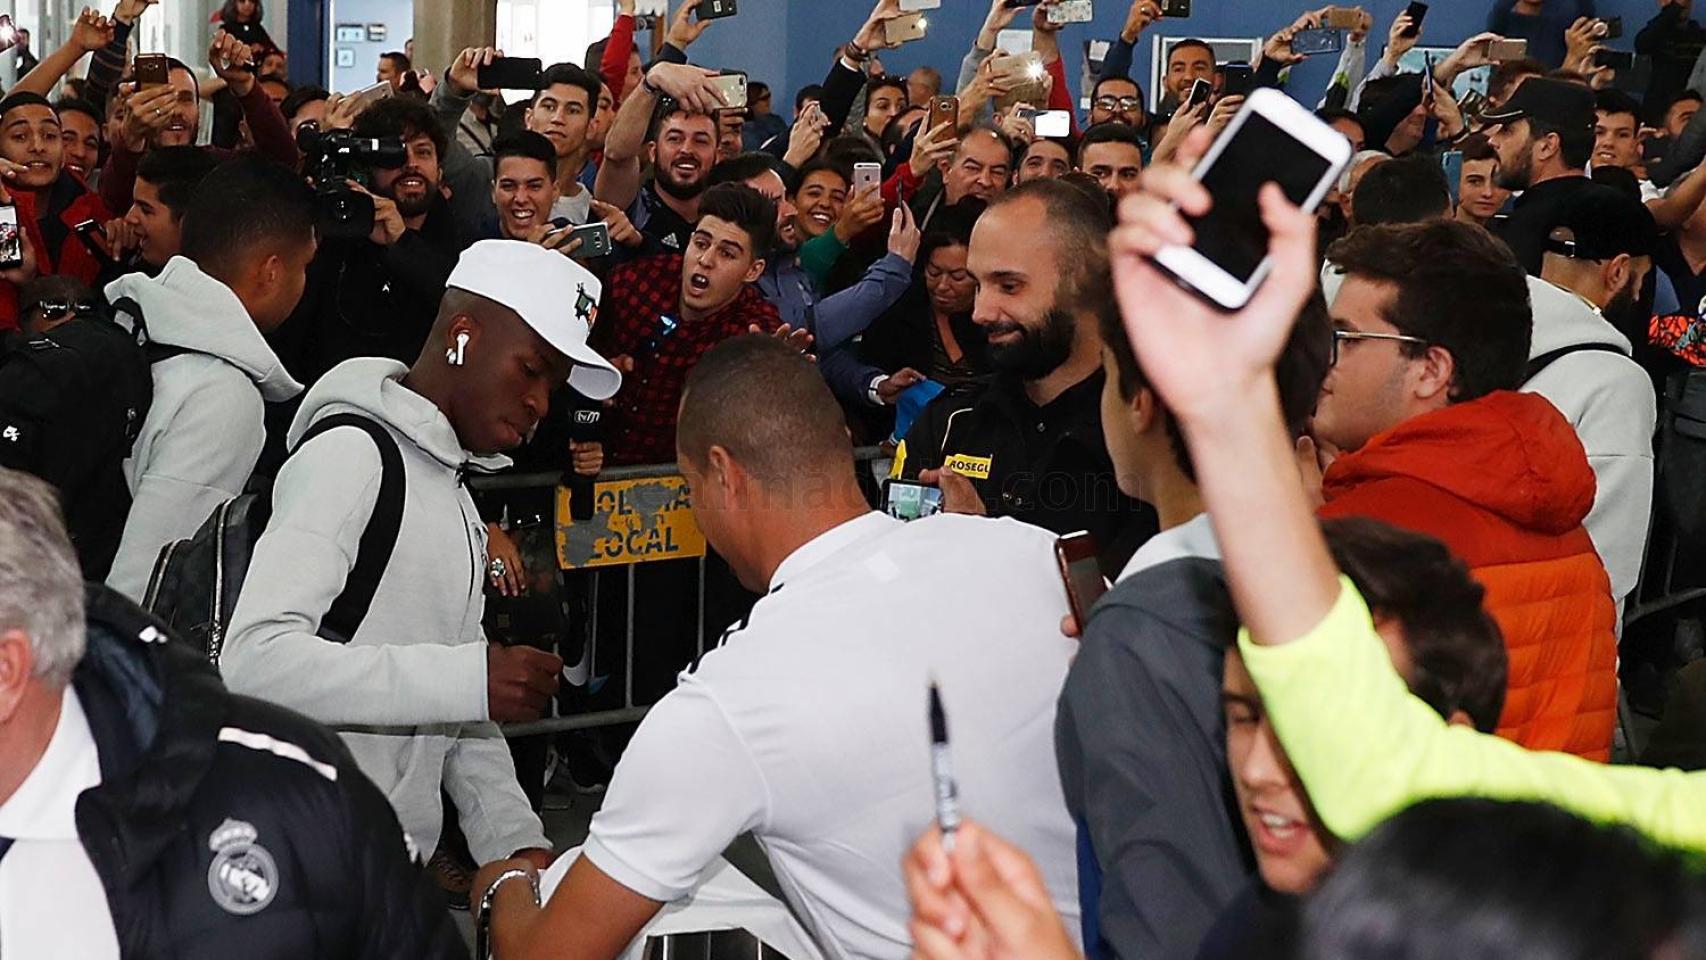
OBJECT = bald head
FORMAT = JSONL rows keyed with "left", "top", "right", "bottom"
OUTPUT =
{"left": 678, "top": 335, "right": 851, "bottom": 485}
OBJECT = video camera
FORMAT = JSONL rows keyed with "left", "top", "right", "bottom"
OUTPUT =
{"left": 296, "top": 126, "right": 406, "bottom": 240}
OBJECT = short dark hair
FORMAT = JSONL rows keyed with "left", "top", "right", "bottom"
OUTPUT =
{"left": 1323, "top": 517, "right": 1508, "bottom": 732}
{"left": 697, "top": 182, "right": 776, "bottom": 258}
{"left": 279, "top": 84, "right": 329, "bottom": 122}
{"left": 1327, "top": 221, "right": 1533, "bottom": 401}
{"left": 534, "top": 61, "right": 601, "bottom": 113}
{"left": 1596, "top": 88, "right": 1642, "bottom": 123}
{"left": 1527, "top": 113, "right": 1594, "bottom": 170}
{"left": 0, "top": 92, "right": 54, "bottom": 122}
{"left": 352, "top": 95, "right": 448, "bottom": 163}
{"left": 1671, "top": 89, "right": 1705, "bottom": 110}
{"left": 916, "top": 199, "right": 984, "bottom": 272}
{"left": 792, "top": 156, "right": 850, "bottom": 195}
{"left": 678, "top": 334, "right": 851, "bottom": 485}
{"left": 19, "top": 275, "right": 98, "bottom": 327}
{"left": 707, "top": 152, "right": 784, "bottom": 190}
{"left": 1077, "top": 121, "right": 1145, "bottom": 165}
{"left": 1352, "top": 154, "right": 1451, "bottom": 226}
{"left": 750, "top": 80, "right": 772, "bottom": 102}
{"left": 1489, "top": 58, "right": 1547, "bottom": 103}
{"left": 492, "top": 130, "right": 558, "bottom": 182}
{"left": 179, "top": 156, "right": 315, "bottom": 281}
{"left": 1306, "top": 799, "right": 1706, "bottom": 960}
{"left": 136, "top": 146, "right": 221, "bottom": 220}
{"left": 1168, "top": 38, "right": 1215, "bottom": 64}
{"left": 380, "top": 51, "right": 411, "bottom": 71}
{"left": 52, "top": 97, "right": 101, "bottom": 129}
{"left": 866, "top": 74, "right": 908, "bottom": 104}
{"left": 1316, "top": 106, "right": 1364, "bottom": 140}
{"left": 824, "top": 134, "right": 883, "bottom": 167}
{"left": 991, "top": 178, "right": 1112, "bottom": 311}
{"left": 795, "top": 84, "right": 825, "bottom": 112}
{"left": 1101, "top": 287, "right": 1331, "bottom": 482}
{"left": 1092, "top": 74, "right": 1142, "bottom": 100}
{"left": 1460, "top": 131, "right": 1497, "bottom": 163}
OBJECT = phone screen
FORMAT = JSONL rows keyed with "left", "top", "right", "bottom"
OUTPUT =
{"left": 884, "top": 481, "right": 944, "bottom": 521}
{"left": 1188, "top": 112, "right": 1335, "bottom": 283}
{"left": 1033, "top": 110, "right": 1071, "bottom": 138}
{"left": 1056, "top": 536, "right": 1107, "bottom": 624}
{"left": 0, "top": 207, "right": 21, "bottom": 269}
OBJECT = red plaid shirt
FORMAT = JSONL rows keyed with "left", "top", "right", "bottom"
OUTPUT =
{"left": 591, "top": 252, "right": 782, "bottom": 465}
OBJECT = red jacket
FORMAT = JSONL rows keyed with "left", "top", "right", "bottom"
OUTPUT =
{"left": 1320, "top": 391, "right": 1619, "bottom": 760}
{"left": 0, "top": 174, "right": 112, "bottom": 332}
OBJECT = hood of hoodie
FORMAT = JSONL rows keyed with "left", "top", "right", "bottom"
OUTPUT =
{"left": 287, "top": 356, "right": 511, "bottom": 474}
{"left": 105, "top": 256, "right": 303, "bottom": 402}
{"left": 1323, "top": 391, "right": 1596, "bottom": 536}
{"left": 1527, "top": 276, "right": 1632, "bottom": 358}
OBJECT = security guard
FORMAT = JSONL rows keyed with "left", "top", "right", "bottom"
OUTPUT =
{"left": 891, "top": 179, "right": 1157, "bottom": 577}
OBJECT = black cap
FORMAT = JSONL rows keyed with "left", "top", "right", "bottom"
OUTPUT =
{"left": 1481, "top": 77, "right": 1596, "bottom": 135}
{"left": 1544, "top": 184, "right": 1658, "bottom": 260}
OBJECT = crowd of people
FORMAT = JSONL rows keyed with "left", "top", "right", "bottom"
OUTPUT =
{"left": 7, "top": 0, "right": 1706, "bottom": 957}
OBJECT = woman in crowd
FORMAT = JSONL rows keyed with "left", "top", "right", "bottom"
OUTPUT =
{"left": 859, "top": 199, "right": 989, "bottom": 390}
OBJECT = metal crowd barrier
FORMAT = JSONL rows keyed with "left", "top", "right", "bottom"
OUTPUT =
{"left": 473, "top": 446, "right": 889, "bottom": 738}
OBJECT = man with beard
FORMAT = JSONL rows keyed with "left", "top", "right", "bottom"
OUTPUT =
{"left": 1483, "top": 77, "right": 1628, "bottom": 275}
{"left": 595, "top": 61, "right": 728, "bottom": 258}
{"left": 98, "top": 31, "right": 298, "bottom": 220}
{"left": 894, "top": 179, "right": 1157, "bottom": 577}
{"left": 0, "top": 93, "right": 110, "bottom": 297}
{"left": 274, "top": 96, "right": 471, "bottom": 387}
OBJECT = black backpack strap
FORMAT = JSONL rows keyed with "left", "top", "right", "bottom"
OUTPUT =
{"left": 294, "top": 413, "right": 406, "bottom": 643}
{"left": 111, "top": 295, "right": 191, "bottom": 365}
{"left": 1524, "top": 342, "right": 1630, "bottom": 382}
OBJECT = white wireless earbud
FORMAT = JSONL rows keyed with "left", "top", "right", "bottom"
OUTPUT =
{"left": 448, "top": 331, "right": 470, "bottom": 367}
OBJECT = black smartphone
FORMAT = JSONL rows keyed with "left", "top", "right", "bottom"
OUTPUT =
{"left": 696, "top": 0, "right": 738, "bottom": 19}
{"left": 1291, "top": 27, "right": 1344, "bottom": 57}
{"left": 477, "top": 56, "right": 543, "bottom": 91}
{"left": 1596, "top": 49, "right": 1635, "bottom": 71}
{"left": 1055, "top": 532, "right": 1106, "bottom": 628}
{"left": 135, "top": 53, "right": 170, "bottom": 88}
{"left": 1220, "top": 62, "right": 1254, "bottom": 99}
{"left": 72, "top": 218, "right": 114, "bottom": 264}
{"left": 1160, "top": 0, "right": 1190, "bottom": 16}
{"left": 1401, "top": 1, "right": 1428, "bottom": 38}
{"left": 883, "top": 479, "right": 945, "bottom": 521}
{"left": 1005, "top": 0, "right": 1046, "bottom": 7}
{"left": 1185, "top": 77, "right": 1212, "bottom": 111}
{"left": 1603, "top": 16, "right": 1623, "bottom": 40}
{"left": 0, "top": 205, "right": 23, "bottom": 271}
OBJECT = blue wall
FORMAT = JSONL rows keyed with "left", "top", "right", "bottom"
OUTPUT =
{"left": 698, "top": 0, "right": 1663, "bottom": 117}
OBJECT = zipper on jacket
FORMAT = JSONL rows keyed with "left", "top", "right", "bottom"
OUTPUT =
{"left": 207, "top": 501, "right": 230, "bottom": 665}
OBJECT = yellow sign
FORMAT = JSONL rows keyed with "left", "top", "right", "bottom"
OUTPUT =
{"left": 943, "top": 454, "right": 993, "bottom": 481}
{"left": 555, "top": 477, "right": 707, "bottom": 569}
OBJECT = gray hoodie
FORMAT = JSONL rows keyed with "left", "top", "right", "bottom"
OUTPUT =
{"left": 105, "top": 257, "right": 303, "bottom": 601}
{"left": 221, "top": 357, "right": 548, "bottom": 864}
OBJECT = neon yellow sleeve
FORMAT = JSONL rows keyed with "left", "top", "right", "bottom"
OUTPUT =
{"left": 1238, "top": 579, "right": 1706, "bottom": 855}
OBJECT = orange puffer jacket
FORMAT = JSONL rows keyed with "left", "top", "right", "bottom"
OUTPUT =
{"left": 1320, "top": 391, "right": 1618, "bottom": 760}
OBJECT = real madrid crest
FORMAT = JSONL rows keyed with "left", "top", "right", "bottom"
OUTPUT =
{"left": 207, "top": 818, "right": 278, "bottom": 916}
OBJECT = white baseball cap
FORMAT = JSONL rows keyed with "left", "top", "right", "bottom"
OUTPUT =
{"left": 445, "top": 239, "right": 623, "bottom": 401}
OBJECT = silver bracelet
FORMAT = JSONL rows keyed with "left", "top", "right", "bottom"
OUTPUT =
{"left": 474, "top": 868, "right": 541, "bottom": 960}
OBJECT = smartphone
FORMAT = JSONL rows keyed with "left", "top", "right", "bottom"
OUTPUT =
{"left": 1324, "top": 6, "right": 1362, "bottom": 29}
{"left": 1486, "top": 37, "right": 1529, "bottom": 61}
{"left": 1401, "top": 1, "right": 1428, "bottom": 38}
{"left": 1602, "top": 16, "right": 1623, "bottom": 40}
{"left": 1151, "top": 88, "right": 1353, "bottom": 310}
{"left": 1596, "top": 49, "right": 1635, "bottom": 71}
{"left": 568, "top": 221, "right": 613, "bottom": 259}
{"left": 0, "top": 206, "right": 22, "bottom": 271}
{"left": 1291, "top": 27, "right": 1344, "bottom": 56}
{"left": 1055, "top": 532, "right": 1107, "bottom": 628}
{"left": 884, "top": 11, "right": 929, "bottom": 45}
{"left": 72, "top": 218, "right": 114, "bottom": 264}
{"left": 696, "top": 0, "right": 738, "bottom": 19}
{"left": 135, "top": 53, "right": 170, "bottom": 88}
{"left": 1421, "top": 53, "right": 1436, "bottom": 106}
{"left": 1047, "top": 0, "right": 1095, "bottom": 25}
{"left": 883, "top": 479, "right": 944, "bottom": 522}
{"left": 928, "top": 95, "right": 959, "bottom": 133}
{"left": 477, "top": 56, "right": 543, "bottom": 91}
{"left": 900, "top": 0, "right": 942, "bottom": 7}
{"left": 1159, "top": 0, "right": 1190, "bottom": 16}
{"left": 1031, "top": 109, "right": 1071, "bottom": 137}
{"left": 1185, "top": 77, "right": 1213, "bottom": 112}
{"left": 853, "top": 161, "right": 882, "bottom": 194}
{"left": 352, "top": 80, "right": 394, "bottom": 107}
{"left": 1440, "top": 150, "right": 1463, "bottom": 204}
{"left": 1220, "top": 63, "right": 1254, "bottom": 99}
{"left": 710, "top": 71, "right": 748, "bottom": 110}
{"left": 1005, "top": 0, "right": 1045, "bottom": 7}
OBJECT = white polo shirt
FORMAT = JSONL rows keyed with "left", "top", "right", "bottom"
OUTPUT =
{"left": 582, "top": 511, "right": 1082, "bottom": 960}
{"left": 0, "top": 688, "right": 119, "bottom": 959}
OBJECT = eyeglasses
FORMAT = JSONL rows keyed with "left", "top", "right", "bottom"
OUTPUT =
{"left": 1094, "top": 96, "right": 1143, "bottom": 112}
{"left": 1330, "top": 329, "right": 1428, "bottom": 365}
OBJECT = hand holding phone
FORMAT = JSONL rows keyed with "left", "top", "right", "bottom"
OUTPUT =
{"left": 883, "top": 479, "right": 944, "bottom": 521}
{"left": 1055, "top": 532, "right": 1107, "bottom": 629}
{"left": 477, "top": 56, "right": 543, "bottom": 91}
{"left": 134, "top": 52, "right": 169, "bottom": 87}
{"left": 568, "top": 221, "right": 614, "bottom": 259}
{"left": 1400, "top": 1, "right": 1428, "bottom": 38}
{"left": 929, "top": 96, "right": 960, "bottom": 133}
{"left": 0, "top": 205, "right": 24, "bottom": 271}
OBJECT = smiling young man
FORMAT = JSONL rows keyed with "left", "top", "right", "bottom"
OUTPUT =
{"left": 595, "top": 62, "right": 727, "bottom": 257}
{"left": 1078, "top": 122, "right": 1145, "bottom": 198}
{"left": 116, "top": 145, "right": 219, "bottom": 275}
{"left": 1019, "top": 137, "right": 1075, "bottom": 184}
{"left": 590, "top": 182, "right": 783, "bottom": 466}
{"left": 490, "top": 131, "right": 563, "bottom": 242}
{"left": 0, "top": 92, "right": 111, "bottom": 290}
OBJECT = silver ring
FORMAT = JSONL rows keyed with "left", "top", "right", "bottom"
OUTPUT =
{"left": 488, "top": 557, "right": 507, "bottom": 579}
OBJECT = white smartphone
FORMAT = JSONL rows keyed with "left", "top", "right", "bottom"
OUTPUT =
{"left": 883, "top": 11, "right": 929, "bottom": 44}
{"left": 899, "top": 0, "right": 942, "bottom": 9}
{"left": 352, "top": 80, "right": 394, "bottom": 107}
{"left": 1048, "top": 0, "right": 1095, "bottom": 25}
{"left": 853, "top": 161, "right": 882, "bottom": 194}
{"left": 1152, "top": 88, "right": 1352, "bottom": 310}
{"left": 1032, "top": 109, "right": 1071, "bottom": 138}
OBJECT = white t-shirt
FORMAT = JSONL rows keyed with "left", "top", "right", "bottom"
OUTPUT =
{"left": 0, "top": 689, "right": 119, "bottom": 959}
{"left": 552, "top": 187, "right": 593, "bottom": 226}
{"left": 581, "top": 512, "right": 1082, "bottom": 960}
